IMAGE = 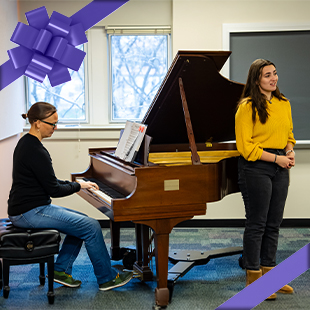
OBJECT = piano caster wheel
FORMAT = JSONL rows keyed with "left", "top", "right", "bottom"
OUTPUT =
{"left": 122, "top": 249, "right": 136, "bottom": 270}
{"left": 238, "top": 254, "right": 245, "bottom": 269}
{"left": 154, "top": 288, "right": 169, "bottom": 309}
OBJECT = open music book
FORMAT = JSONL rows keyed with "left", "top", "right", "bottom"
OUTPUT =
{"left": 114, "top": 120, "right": 147, "bottom": 162}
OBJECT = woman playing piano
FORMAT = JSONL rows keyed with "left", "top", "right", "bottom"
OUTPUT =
{"left": 235, "top": 59, "right": 295, "bottom": 300}
{"left": 8, "top": 102, "right": 132, "bottom": 291}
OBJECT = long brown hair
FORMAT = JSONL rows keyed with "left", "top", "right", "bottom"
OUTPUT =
{"left": 237, "top": 59, "right": 287, "bottom": 124}
{"left": 22, "top": 102, "right": 57, "bottom": 124}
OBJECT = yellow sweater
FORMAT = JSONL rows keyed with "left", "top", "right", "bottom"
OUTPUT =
{"left": 235, "top": 97, "right": 296, "bottom": 161}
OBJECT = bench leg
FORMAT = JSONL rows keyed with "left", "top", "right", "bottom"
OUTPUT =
{"left": 39, "top": 262, "right": 46, "bottom": 285}
{"left": 2, "top": 260, "right": 10, "bottom": 298}
{"left": 0, "top": 259, "right": 2, "bottom": 290}
{"left": 47, "top": 256, "right": 55, "bottom": 304}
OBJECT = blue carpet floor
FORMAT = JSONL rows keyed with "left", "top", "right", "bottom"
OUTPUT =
{"left": 0, "top": 227, "right": 309, "bottom": 310}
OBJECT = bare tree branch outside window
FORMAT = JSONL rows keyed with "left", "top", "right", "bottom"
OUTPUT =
{"left": 111, "top": 35, "right": 168, "bottom": 121}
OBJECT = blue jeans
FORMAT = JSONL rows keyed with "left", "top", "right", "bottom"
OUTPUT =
{"left": 9, "top": 204, "right": 117, "bottom": 285}
{"left": 238, "top": 149, "right": 289, "bottom": 270}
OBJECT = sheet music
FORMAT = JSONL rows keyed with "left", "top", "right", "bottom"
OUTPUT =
{"left": 115, "top": 120, "right": 147, "bottom": 162}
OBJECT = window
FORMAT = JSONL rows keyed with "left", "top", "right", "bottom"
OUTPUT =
{"left": 26, "top": 45, "right": 87, "bottom": 123}
{"left": 107, "top": 26, "right": 170, "bottom": 122}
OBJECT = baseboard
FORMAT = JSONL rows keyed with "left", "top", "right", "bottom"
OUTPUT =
{"left": 98, "top": 218, "right": 310, "bottom": 229}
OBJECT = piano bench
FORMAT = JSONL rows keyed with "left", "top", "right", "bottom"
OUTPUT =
{"left": 0, "top": 218, "right": 61, "bottom": 304}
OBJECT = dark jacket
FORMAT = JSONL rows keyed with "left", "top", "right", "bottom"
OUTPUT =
{"left": 8, "top": 134, "right": 80, "bottom": 216}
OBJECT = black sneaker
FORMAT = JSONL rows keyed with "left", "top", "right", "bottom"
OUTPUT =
{"left": 99, "top": 271, "right": 133, "bottom": 291}
{"left": 53, "top": 271, "right": 82, "bottom": 288}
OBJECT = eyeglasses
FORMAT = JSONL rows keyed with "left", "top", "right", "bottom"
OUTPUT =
{"left": 40, "top": 120, "right": 58, "bottom": 128}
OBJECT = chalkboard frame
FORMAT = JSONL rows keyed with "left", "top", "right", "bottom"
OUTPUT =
{"left": 222, "top": 23, "right": 310, "bottom": 145}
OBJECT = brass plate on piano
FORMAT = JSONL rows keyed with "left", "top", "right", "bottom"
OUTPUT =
{"left": 149, "top": 150, "right": 240, "bottom": 166}
{"left": 164, "top": 179, "right": 180, "bottom": 191}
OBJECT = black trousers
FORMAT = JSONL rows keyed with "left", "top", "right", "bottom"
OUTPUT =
{"left": 238, "top": 149, "right": 289, "bottom": 270}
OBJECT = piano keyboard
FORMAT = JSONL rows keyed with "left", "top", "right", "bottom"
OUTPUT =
{"left": 76, "top": 177, "right": 126, "bottom": 204}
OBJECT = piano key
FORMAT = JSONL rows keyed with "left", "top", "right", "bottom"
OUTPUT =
{"left": 89, "top": 187, "right": 112, "bottom": 204}
{"left": 81, "top": 177, "right": 126, "bottom": 199}
{"left": 75, "top": 177, "right": 113, "bottom": 204}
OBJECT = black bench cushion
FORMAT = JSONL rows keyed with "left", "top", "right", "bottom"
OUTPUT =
{"left": 0, "top": 219, "right": 60, "bottom": 259}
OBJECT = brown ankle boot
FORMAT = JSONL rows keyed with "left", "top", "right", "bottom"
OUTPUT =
{"left": 261, "top": 266, "right": 294, "bottom": 294}
{"left": 246, "top": 269, "right": 262, "bottom": 287}
{"left": 246, "top": 269, "right": 276, "bottom": 300}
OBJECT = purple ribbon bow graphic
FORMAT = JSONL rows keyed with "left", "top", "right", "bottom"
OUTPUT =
{"left": 9, "top": 7, "right": 87, "bottom": 87}
{"left": 0, "top": 0, "right": 129, "bottom": 90}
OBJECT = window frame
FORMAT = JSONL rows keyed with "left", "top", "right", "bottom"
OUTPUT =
{"left": 106, "top": 26, "right": 171, "bottom": 124}
{"left": 23, "top": 27, "right": 172, "bottom": 130}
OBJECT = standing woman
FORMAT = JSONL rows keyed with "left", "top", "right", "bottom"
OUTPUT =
{"left": 8, "top": 102, "right": 132, "bottom": 291}
{"left": 235, "top": 59, "right": 295, "bottom": 300}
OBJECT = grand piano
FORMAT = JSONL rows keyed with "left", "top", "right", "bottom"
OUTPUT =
{"left": 72, "top": 51, "right": 244, "bottom": 307}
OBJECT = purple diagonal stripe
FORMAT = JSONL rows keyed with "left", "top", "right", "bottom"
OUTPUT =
{"left": 216, "top": 243, "right": 310, "bottom": 310}
{"left": 0, "top": 60, "right": 27, "bottom": 90}
{"left": 70, "top": 0, "right": 129, "bottom": 31}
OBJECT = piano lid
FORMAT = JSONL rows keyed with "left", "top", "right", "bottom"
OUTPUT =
{"left": 141, "top": 51, "right": 244, "bottom": 145}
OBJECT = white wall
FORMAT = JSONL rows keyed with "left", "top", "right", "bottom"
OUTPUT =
{"left": 0, "top": 0, "right": 24, "bottom": 141}
{"left": 0, "top": 134, "right": 20, "bottom": 218}
{"left": 15, "top": 0, "right": 310, "bottom": 220}
{"left": 0, "top": 0, "right": 24, "bottom": 217}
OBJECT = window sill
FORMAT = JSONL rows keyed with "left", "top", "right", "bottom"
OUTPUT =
{"left": 22, "top": 126, "right": 310, "bottom": 147}
{"left": 23, "top": 125, "right": 124, "bottom": 140}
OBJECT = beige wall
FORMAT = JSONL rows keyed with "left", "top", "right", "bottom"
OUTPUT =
{"left": 5, "top": 0, "right": 309, "bottom": 220}
{"left": 172, "top": 0, "right": 310, "bottom": 55}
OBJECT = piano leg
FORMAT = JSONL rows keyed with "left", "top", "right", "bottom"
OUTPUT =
{"left": 109, "top": 220, "right": 121, "bottom": 260}
{"left": 134, "top": 217, "right": 192, "bottom": 307}
{"left": 133, "top": 224, "right": 153, "bottom": 281}
{"left": 154, "top": 231, "right": 170, "bottom": 307}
